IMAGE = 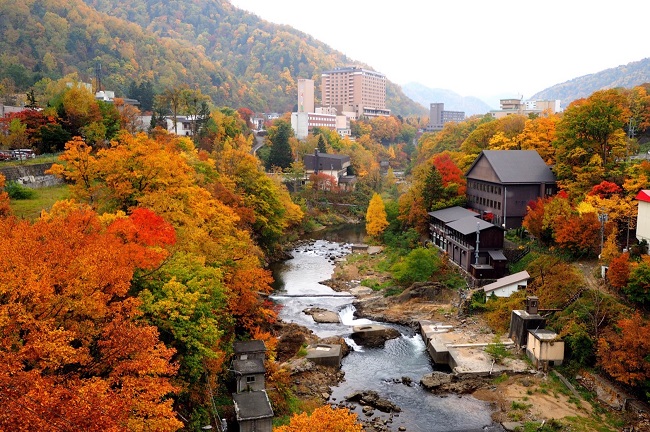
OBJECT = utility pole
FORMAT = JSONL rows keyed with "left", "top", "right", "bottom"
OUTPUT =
{"left": 474, "top": 222, "right": 480, "bottom": 266}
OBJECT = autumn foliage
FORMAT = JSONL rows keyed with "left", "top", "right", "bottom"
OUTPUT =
{"left": 0, "top": 206, "right": 181, "bottom": 431}
{"left": 275, "top": 405, "right": 363, "bottom": 432}
{"left": 597, "top": 314, "right": 650, "bottom": 387}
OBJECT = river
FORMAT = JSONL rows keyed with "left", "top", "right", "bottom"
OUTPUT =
{"left": 271, "top": 225, "right": 503, "bottom": 432}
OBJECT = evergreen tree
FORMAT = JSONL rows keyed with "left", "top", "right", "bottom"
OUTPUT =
{"left": 267, "top": 120, "right": 294, "bottom": 170}
{"left": 422, "top": 165, "right": 444, "bottom": 211}
{"left": 317, "top": 134, "right": 327, "bottom": 153}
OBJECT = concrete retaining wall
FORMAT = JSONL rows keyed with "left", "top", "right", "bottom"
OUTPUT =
{"left": 0, "top": 163, "right": 63, "bottom": 188}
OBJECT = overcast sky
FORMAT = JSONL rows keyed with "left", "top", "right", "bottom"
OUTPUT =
{"left": 229, "top": 0, "right": 650, "bottom": 106}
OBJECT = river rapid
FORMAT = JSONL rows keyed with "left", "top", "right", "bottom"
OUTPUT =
{"left": 270, "top": 225, "right": 504, "bottom": 432}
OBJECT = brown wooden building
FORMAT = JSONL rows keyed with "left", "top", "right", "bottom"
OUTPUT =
{"left": 465, "top": 150, "right": 556, "bottom": 229}
{"left": 429, "top": 206, "right": 507, "bottom": 279}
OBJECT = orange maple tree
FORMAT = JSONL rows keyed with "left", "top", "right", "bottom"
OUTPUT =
{"left": 274, "top": 405, "right": 363, "bottom": 432}
{"left": 0, "top": 205, "right": 181, "bottom": 431}
{"left": 597, "top": 313, "right": 650, "bottom": 387}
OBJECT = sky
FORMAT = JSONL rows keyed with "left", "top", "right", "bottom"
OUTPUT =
{"left": 229, "top": 0, "right": 650, "bottom": 107}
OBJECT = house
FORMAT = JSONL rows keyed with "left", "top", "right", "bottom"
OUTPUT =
{"left": 428, "top": 206, "right": 479, "bottom": 250}
{"left": 233, "top": 340, "right": 267, "bottom": 361}
{"left": 465, "top": 150, "right": 557, "bottom": 229}
{"left": 635, "top": 190, "right": 650, "bottom": 246}
{"left": 232, "top": 358, "right": 266, "bottom": 393}
{"left": 526, "top": 329, "right": 564, "bottom": 369}
{"left": 428, "top": 206, "right": 507, "bottom": 279}
{"left": 483, "top": 270, "right": 530, "bottom": 298}
{"left": 303, "top": 151, "right": 356, "bottom": 191}
{"left": 232, "top": 390, "right": 274, "bottom": 432}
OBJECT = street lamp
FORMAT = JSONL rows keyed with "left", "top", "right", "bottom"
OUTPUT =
{"left": 598, "top": 211, "right": 608, "bottom": 258}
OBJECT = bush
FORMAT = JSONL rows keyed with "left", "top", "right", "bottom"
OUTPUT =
{"left": 5, "top": 181, "right": 36, "bottom": 200}
{"left": 390, "top": 247, "right": 441, "bottom": 285}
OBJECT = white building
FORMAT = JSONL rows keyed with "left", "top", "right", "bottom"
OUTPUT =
{"left": 483, "top": 271, "right": 530, "bottom": 298}
{"left": 526, "top": 329, "right": 564, "bottom": 369}
{"left": 636, "top": 190, "right": 650, "bottom": 245}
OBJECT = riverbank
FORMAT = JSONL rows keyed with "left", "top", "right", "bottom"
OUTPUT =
{"left": 272, "top": 242, "right": 644, "bottom": 432}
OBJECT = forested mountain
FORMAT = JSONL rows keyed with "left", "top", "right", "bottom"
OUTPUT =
{"left": 0, "top": 0, "right": 426, "bottom": 116}
{"left": 401, "top": 82, "right": 495, "bottom": 116}
{"left": 531, "top": 57, "right": 650, "bottom": 108}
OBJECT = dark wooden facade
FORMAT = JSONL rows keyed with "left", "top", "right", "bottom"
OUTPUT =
{"left": 466, "top": 150, "right": 556, "bottom": 229}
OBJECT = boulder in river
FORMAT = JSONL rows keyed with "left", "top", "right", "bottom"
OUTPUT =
{"left": 304, "top": 307, "right": 341, "bottom": 323}
{"left": 350, "top": 324, "right": 400, "bottom": 347}
{"left": 346, "top": 390, "right": 401, "bottom": 413}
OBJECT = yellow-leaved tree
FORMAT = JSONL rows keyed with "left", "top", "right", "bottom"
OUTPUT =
{"left": 275, "top": 405, "right": 363, "bottom": 432}
{"left": 366, "top": 193, "right": 389, "bottom": 238}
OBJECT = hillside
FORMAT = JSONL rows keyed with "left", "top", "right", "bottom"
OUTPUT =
{"left": 531, "top": 57, "right": 650, "bottom": 107}
{"left": 0, "top": 0, "right": 426, "bottom": 116}
{"left": 401, "top": 82, "right": 494, "bottom": 116}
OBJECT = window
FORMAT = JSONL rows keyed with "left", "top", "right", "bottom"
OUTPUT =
{"left": 246, "top": 376, "right": 256, "bottom": 384}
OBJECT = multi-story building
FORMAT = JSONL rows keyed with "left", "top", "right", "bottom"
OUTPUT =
{"left": 465, "top": 150, "right": 557, "bottom": 229}
{"left": 321, "top": 66, "right": 390, "bottom": 118}
{"left": 290, "top": 112, "right": 337, "bottom": 140}
{"left": 426, "top": 102, "right": 465, "bottom": 131}
{"left": 297, "top": 78, "right": 315, "bottom": 113}
{"left": 489, "top": 98, "right": 561, "bottom": 119}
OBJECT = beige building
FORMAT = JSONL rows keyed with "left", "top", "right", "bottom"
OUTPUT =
{"left": 297, "top": 78, "right": 315, "bottom": 113}
{"left": 489, "top": 98, "right": 561, "bottom": 119}
{"left": 526, "top": 329, "right": 564, "bottom": 369}
{"left": 321, "top": 66, "right": 389, "bottom": 118}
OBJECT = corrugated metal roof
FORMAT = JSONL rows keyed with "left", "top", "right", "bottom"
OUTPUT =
{"left": 483, "top": 270, "right": 530, "bottom": 293}
{"left": 428, "top": 206, "right": 479, "bottom": 223}
{"left": 446, "top": 216, "right": 500, "bottom": 235}
{"left": 466, "top": 150, "right": 556, "bottom": 184}
{"left": 232, "top": 390, "right": 274, "bottom": 420}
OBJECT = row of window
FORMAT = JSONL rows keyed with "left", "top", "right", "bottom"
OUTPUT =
{"left": 468, "top": 181, "right": 502, "bottom": 195}
{"left": 468, "top": 194, "right": 502, "bottom": 210}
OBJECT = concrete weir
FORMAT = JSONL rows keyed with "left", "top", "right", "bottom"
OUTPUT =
{"left": 419, "top": 320, "right": 527, "bottom": 377}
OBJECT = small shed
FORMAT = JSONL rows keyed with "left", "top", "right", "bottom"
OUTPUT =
{"left": 483, "top": 270, "right": 530, "bottom": 298}
{"left": 233, "top": 340, "right": 267, "bottom": 361}
{"left": 232, "top": 390, "right": 274, "bottom": 432}
{"left": 526, "top": 329, "right": 564, "bottom": 369}
{"left": 232, "top": 358, "right": 266, "bottom": 393}
{"left": 509, "top": 297, "right": 545, "bottom": 348}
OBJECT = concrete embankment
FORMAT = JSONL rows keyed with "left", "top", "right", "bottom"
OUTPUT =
{"left": 0, "top": 163, "right": 62, "bottom": 188}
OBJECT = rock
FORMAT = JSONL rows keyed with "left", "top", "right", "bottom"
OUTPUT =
{"left": 420, "top": 371, "right": 453, "bottom": 389}
{"left": 345, "top": 390, "right": 401, "bottom": 413}
{"left": 304, "top": 307, "right": 341, "bottom": 323}
{"left": 401, "top": 376, "right": 413, "bottom": 386}
{"left": 350, "top": 324, "right": 401, "bottom": 348}
{"left": 398, "top": 427, "right": 406, "bottom": 431}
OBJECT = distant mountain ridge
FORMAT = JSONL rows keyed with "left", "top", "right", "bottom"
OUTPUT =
{"left": 531, "top": 57, "right": 650, "bottom": 107}
{"left": 400, "top": 83, "right": 494, "bottom": 116}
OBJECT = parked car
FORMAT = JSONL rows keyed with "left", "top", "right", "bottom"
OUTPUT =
{"left": 11, "top": 149, "right": 36, "bottom": 160}
{"left": 0, "top": 151, "right": 11, "bottom": 161}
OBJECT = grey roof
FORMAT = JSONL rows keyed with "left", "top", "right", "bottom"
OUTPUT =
{"left": 466, "top": 150, "right": 556, "bottom": 184}
{"left": 487, "top": 250, "right": 508, "bottom": 261}
{"left": 233, "top": 340, "right": 266, "bottom": 355}
{"left": 232, "top": 358, "right": 266, "bottom": 375}
{"left": 529, "top": 329, "right": 560, "bottom": 341}
{"left": 232, "top": 390, "right": 274, "bottom": 421}
{"left": 303, "top": 152, "right": 350, "bottom": 171}
{"left": 446, "top": 216, "right": 501, "bottom": 236}
{"left": 483, "top": 270, "right": 529, "bottom": 293}
{"left": 428, "top": 206, "right": 479, "bottom": 223}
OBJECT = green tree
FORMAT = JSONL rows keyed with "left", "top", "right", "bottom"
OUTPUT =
{"left": 422, "top": 164, "right": 444, "bottom": 211}
{"left": 267, "top": 119, "right": 294, "bottom": 170}
{"left": 317, "top": 134, "right": 327, "bottom": 153}
{"left": 366, "top": 193, "right": 389, "bottom": 237}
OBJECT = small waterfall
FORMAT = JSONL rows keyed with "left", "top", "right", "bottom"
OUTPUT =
{"left": 338, "top": 304, "right": 372, "bottom": 326}
{"left": 344, "top": 337, "right": 364, "bottom": 352}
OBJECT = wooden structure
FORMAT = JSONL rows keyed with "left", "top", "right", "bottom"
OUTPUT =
{"left": 465, "top": 150, "right": 556, "bottom": 229}
{"left": 232, "top": 358, "right": 266, "bottom": 393}
{"left": 232, "top": 390, "right": 274, "bottom": 432}
{"left": 233, "top": 340, "right": 266, "bottom": 361}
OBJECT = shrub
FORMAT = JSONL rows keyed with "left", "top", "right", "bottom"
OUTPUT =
{"left": 5, "top": 181, "right": 36, "bottom": 200}
{"left": 389, "top": 247, "right": 441, "bottom": 285}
